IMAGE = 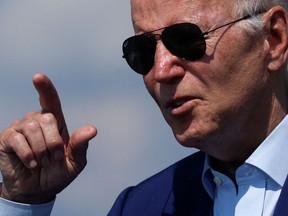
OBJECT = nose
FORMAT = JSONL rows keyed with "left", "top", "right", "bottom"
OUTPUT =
{"left": 152, "top": 41, "right": 185, "bottom": 83}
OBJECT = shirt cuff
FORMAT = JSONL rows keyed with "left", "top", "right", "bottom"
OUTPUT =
{"left": 0, "top": 197, "right": 55, "bottom": 216}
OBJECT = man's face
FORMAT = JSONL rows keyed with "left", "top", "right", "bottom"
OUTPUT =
{"left": 131, "top": 0, "right": 270, "bottom": 160}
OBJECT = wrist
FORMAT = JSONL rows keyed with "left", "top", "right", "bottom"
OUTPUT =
{"left": 0, "top": 183, "right": 55, "bottom": 205}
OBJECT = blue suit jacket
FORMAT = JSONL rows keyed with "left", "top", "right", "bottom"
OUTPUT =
{"left": 107, "top": 152, "right": 288, "bottom": 216}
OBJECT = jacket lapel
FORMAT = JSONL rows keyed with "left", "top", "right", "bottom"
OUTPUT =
{"left": 162, "top": 152, "right": 213, "bottom": 216}
{"left": 274, "top": 176, "right": 288, "bottom": 216}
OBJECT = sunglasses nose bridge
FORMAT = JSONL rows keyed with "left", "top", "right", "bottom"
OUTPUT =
{"left": 154, "top": 35, "right": 174, "bottom": 61}
{"left": 151, "top": 39, "right": 186, "bottom": 82}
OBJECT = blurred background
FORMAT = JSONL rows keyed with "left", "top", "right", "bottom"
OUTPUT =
{"left": 0, "top": 1, "right": 195, "bottom": 215}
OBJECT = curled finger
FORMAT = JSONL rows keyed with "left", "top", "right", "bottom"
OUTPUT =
{"left": 19, "top": 117, "right": 50, "bottom": 167}
{"left": 38, "top": 113, "right": 65, "bottom": 162}
{"left": 0, "top": 128, "right": 38, "bottom": 169}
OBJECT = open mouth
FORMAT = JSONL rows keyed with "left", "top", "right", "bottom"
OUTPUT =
{"left": 166, "top": 96, "right": 194, "bottom": 110}
{"left": 172, "top": 100, "right": 186, "bottom": 109}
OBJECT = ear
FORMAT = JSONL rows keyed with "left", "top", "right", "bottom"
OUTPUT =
{"left": 265, "top": 6, "right": 288, "bottom": 72}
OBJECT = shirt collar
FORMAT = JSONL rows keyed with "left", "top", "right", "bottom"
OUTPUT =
{"left": 202, "top": 115, "right": 288, "bottom": 197}
{"left": 246, "top": 115, "right": 288, "bottom": 187}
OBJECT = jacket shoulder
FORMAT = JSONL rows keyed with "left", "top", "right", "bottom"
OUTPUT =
{"left": 108, "top": 151, "right": 207, "bottom": 216}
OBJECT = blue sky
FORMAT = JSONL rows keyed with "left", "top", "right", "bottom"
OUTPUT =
{"left": 0, "top": 1, "right": 194, "bottom": 215}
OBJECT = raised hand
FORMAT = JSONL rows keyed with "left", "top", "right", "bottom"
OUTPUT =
{"left": 0, "top": 73, "right": 97, "bottom": 204}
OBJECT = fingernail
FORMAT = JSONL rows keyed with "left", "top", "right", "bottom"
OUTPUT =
{"left": 41, "top": 156, "right": 50, "bottom": 167}
{"left": 29, "top": 160, "right": 38, "bottom": 169}
{"left": 54, "top": 150, "right": 64, "bottom": 161}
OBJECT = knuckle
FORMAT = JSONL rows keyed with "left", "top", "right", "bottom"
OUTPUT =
{"left": 5, "top": 131, "right": 23, "bottom": 146}
{"left": 22, "top": 119, "right": 41, "bottom": 133}
{"left": 0, "top": 130, "right": 26, "bottom": 152}
{"left": 40, "top": 113, "right": 56, "bottom": 125}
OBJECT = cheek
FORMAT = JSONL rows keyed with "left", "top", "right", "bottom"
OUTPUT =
{"left": 143, "top": 74, "right": 159, "bottom": 104}
{"left": 204, "top": 37, "right": 267, "bottom": 108}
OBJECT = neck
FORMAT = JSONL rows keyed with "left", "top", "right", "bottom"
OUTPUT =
{"left": 210, "top": 157, "right": 243, "bottom": 185}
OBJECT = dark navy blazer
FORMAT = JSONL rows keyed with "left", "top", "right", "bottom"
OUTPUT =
{"left": 107, "top": 151, "right": 288, "bottom": 216}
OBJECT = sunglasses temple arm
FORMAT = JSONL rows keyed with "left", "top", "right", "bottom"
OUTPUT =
{"left": 202, "top": 15, "right": 251, "bottom": 36}
{"left": 202, "top": 10, "right": 267, "bottom": 37}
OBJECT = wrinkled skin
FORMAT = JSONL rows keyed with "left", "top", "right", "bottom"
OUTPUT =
{"left": 0, "top": 74, "right": 97, "bottom": 204}
{"left": 131, "top": 0, "right": 288, "bottom": 165}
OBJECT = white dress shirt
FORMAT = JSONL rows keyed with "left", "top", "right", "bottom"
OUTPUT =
{"left": 202, "top": 115, "right": 288, "bottom": 216}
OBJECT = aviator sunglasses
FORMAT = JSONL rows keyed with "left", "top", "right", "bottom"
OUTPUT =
{"left": 122, "top": 12, "right": 264, "bottom": 75}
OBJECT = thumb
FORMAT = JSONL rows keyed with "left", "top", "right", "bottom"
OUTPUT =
{"left": 66, "top": 125, "right": 97, "bottom": 175}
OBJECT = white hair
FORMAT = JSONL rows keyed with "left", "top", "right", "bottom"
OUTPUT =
{"left": 232, "top": 0, "right": 288, "bottom": 33}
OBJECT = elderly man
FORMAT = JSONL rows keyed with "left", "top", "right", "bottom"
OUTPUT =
{"left": 0, "top": 0, "right": 287, "bottom": 215}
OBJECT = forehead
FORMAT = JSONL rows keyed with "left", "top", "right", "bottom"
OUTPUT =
{"left": 131, "top": 0, "right": 234, "bottom": 32}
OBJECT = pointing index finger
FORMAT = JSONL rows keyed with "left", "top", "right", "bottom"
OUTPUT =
{"left": 32, "top": 73, "right": 66, "bottom": 132}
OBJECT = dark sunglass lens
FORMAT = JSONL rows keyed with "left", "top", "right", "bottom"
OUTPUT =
{"left": 122, "top": 35, "right": 156, "bottom": 75}
{"left": 162, "top": 23, "right": 206, "bottom": 61}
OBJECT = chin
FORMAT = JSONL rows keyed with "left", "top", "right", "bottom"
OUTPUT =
{"left": 172, "top": 122, "right": 220, "bottom": 150}
{"left": 174, "top": 131, "right": 206, "bottom": 149}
